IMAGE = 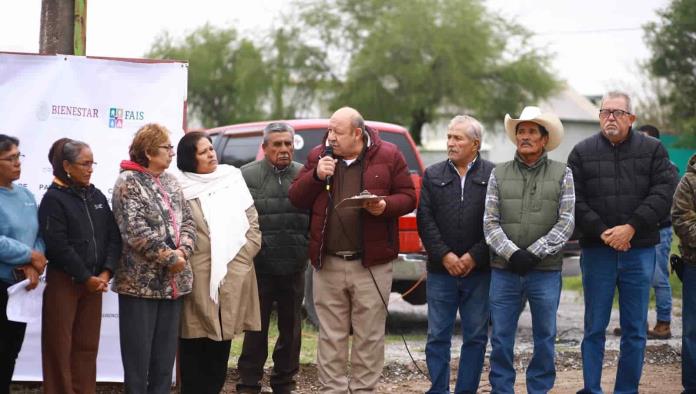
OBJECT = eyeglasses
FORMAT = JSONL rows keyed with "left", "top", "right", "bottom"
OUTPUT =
{"left": 0, "top": 153, "right": 24, "bottom": 163}
{"left": 73, "top": 161, "right": 97, "bottom": 168}
{"left": 599, "top": 109, "right": 631, "bottom": 119}
{"left": 158, "top": 145, "right": 175, "bottom": 152}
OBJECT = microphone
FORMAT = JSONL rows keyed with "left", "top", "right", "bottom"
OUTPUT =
{"left": 324, "top": 145, "right": 333, "bottom": 191}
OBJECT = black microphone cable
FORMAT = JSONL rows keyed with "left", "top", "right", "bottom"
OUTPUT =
{"left": 321, "top": 147, "right": 429, "bottom": 381}
{"left": 367, "top": 264, "right": 430, "bottom": 381}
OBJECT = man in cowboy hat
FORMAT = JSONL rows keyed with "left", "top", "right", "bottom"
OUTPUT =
{"left": 568, "top": 91, "right": 673, "bottom": 393}
{"left": 483, "top": 105, "right": 575, "bottom": 393}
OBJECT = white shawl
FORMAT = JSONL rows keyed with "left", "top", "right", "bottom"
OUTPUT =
{"left": 176, "top": 164, "right": 253, "bottom": 304}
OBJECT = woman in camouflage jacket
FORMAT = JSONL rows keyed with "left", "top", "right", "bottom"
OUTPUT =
{"left": 672, "top": 153, "right": 696, "bottom": 393}
{"left": 111, "top": 123, "right": 196, "bottom": 394}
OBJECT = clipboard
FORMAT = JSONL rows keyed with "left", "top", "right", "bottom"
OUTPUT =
{"left": 335, "top": 190, "right": 384, "bottom": 209}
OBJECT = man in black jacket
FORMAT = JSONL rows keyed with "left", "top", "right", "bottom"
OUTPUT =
{"left": 237, "top": 122, "right": 310, "bottom": 394}
{"left": 417, "top": 115, "right": 494, "bottom": 393}
{"left": 568, "top": 91, "right": 673, "bottom": 394}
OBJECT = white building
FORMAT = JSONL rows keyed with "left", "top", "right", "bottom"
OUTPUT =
{"left": 421, "top": 85, "right": 600, "bottom": 165}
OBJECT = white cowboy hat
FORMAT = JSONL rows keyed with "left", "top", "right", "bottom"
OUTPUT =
{"left": 504, "top": 106, "right": 564, "bottom": 151}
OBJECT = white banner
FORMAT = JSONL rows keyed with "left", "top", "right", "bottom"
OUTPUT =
{"left": 0, "top": 53, "right": 188, "bottom": 382}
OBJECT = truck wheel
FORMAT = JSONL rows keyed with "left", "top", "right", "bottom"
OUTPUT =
{"left": 303, "top": 265, "right": 319, "bottom": 327}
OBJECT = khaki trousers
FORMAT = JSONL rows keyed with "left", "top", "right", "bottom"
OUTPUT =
{"left": 313, "top": 255, "right": 393, "bottom": 394}
{"left": 41, "top": 268, "right": 102, "bottom": 394}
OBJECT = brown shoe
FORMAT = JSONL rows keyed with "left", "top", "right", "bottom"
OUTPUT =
{"left": 648, "top": 320, "right": 672, "bottom": 339}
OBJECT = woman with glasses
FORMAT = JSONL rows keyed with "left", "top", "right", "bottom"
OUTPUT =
{"left": 0, "top": 134, "right": 46, "bottom": 394}
{"left": 38, "top": 138, "right": 122, "bottom": 394}
{"left": 111, "top": 123, "right": 196, "bottom": 394}
{"left": 175, "top": 131, "right": 261, "bottom": 394}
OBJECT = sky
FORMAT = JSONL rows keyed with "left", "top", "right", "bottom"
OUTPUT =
{"left": 0, "top": 0, "right": 671, "bottom": 97}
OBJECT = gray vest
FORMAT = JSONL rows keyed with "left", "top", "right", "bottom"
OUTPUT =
{"left": 490, "top": 154, "right": 566, "bottom": 271}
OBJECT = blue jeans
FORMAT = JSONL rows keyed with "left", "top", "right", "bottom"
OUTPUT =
{"left": 579, "top": 246, "right": 655, "bottom": 394}
{"left": 682, "top": 264, "right": 696, "bottom": 392}
{"left": 489, "top": 268, "right": 562, "bottom": 394}
{"left": 653, "top": 227, "right": 673, "bottom": 322}
{"left": 425, "top": 271, "right": 490, "bottom": 394}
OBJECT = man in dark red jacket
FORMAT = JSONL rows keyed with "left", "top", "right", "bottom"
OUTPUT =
{"left": 289, "top": 107, "right": 416, "bottom": 393}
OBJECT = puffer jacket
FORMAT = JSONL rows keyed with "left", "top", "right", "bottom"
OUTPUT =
{"left": 288, "top": 126, "right": 417, "bottom": 269}
{"left": 241, "top": 159, "right": 309, "bottom": 275}
{"left": 111, "top": 161, "right": 196, "bottom": 299}
{"left": 672, "top": 154, "right": 696, "bottom": 264}
{"left": 38, "top": 182, "right": 121, "bottom": 282}
{"left": 417, "top": 157, "right": 494, "bottom": 273}
{"left": 568, "top": 129, "right": 673, "bottom": 248}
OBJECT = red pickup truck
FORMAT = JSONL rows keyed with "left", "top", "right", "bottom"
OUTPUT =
{"left": 203, "top": 119, "right": 428, "bottom": 317}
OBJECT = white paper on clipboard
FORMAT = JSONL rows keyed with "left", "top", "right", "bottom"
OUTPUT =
{"left": 335, "top": 191, "right": 385, "bottom": 209}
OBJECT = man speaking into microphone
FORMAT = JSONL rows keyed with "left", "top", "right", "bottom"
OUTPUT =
{"left": 289, "top": 107, "right": 416, "bottom": 393}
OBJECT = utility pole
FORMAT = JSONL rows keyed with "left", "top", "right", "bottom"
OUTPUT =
{"left": 39, "top": 0, "right": 87, "bottom": 56}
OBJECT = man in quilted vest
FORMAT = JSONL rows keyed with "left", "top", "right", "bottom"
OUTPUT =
{"left": 237, "top": 122, "right": 310, "bottom": 394}
{"left": 483, "top": 106, "right": 575, "bottom": 394}
{"left": 568, "top": 91, "right": 673, "bottom": 393}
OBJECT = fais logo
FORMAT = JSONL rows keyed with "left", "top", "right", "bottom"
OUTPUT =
{"left": 109, "top": 107, "right": 144, "bottom": 128}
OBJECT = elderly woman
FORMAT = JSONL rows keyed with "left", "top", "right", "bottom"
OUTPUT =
{"left": 111, "top": 123, "right": 196, "bottom": 394}
{"left": 0, "top": 134, "right": 46, "bottom": 393}
{"left": 175, "top": 131, "right": 261, "bottom": 394}
{"left": 38, "top": 138, "right": 122, "bottom": 394}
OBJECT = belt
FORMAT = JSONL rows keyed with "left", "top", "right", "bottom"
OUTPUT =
{"left": 331, "top": 251, "right": 362, "bottom": 261}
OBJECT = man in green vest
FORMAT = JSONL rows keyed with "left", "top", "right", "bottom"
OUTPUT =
{"left": 483, "top": 106, "right": 575, "bottom": 394}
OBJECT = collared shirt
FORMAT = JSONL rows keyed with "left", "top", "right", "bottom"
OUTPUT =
{"left": 448, "top": 156, "right": 477, "bottom": 200}
{"left": 483, "top": 159, "right": 576, "bottom": 260}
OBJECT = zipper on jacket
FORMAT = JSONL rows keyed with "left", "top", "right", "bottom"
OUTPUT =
{"left": 81, "top": 194, "right": 99, "bottom": 276}
{"left": 614, "top": 146, "right": 619, "bottom": 218}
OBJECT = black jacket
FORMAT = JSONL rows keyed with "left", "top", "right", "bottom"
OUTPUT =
{"left": 568, "top": 130, "right": 673, "bottom": 248}
{"left": 38, "top": 183, "right": 122, "bottom": 283}
{"left": 417, "top": 157, "right": 494, "bottom": 274}
{"left": 659, "top": 161, "right": 681, "bottom": 229}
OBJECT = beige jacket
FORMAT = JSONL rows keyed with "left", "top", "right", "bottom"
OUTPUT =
{"left": 180, "top": 199, "right": 262, "bottom": 340}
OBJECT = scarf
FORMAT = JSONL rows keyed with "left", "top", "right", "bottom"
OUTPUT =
{"left": 176, "top": 164, "right": 253, "bottom": 304}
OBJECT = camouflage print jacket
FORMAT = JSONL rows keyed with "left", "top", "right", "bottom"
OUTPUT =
{"left": 672, "top": 154, "right": 696, "bottom": 264}
{"left": 111, "top": 161, "right": 196, "bottom": 299}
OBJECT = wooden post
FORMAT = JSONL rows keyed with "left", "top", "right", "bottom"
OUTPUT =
{"left": 40, "top": 0, "right": 75, "bottom": 55}
{"left": 73, "top": 0, "right": 86, "bottom": 55}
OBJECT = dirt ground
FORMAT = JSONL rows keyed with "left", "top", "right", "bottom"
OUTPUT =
{"left": 216, "top": 346, "right": 682, "bottom": 393}
{"left": 10, "top": 290, "right": 685, "bottom": 393}
{"left": 10, "top": 346, "right": 682, "bottom": 393}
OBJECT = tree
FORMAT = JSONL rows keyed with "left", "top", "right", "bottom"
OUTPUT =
{"left": 644, "top": 0, "right": 696, "bottom": 145}
{"left": 297, "top": 0, "right": 559, "bottom": 144}
{"left": 263, "top": 26, "right": 334, "bottom": 119}
{"left": 147, "top": 23, "right": 332, "bottom": 127}
{"left": 147, "top": 24, "right": 268, "bottom": 127}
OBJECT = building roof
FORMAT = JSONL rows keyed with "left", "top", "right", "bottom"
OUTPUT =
{"left": 539, "top": 85, "right": 599, "bottom": 122}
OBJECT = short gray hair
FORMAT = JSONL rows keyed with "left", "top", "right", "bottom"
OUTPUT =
{"left": 351, "top": 113, "right": 365, "bottom": 134}
{"left": 263, "top": 122, "right": 295, "bottom": 143}
{"left": 600, "top": 91, "right": 633, "bottom": 114}
{"left": 448, "top": 115, "right": 483, "bottom": 142}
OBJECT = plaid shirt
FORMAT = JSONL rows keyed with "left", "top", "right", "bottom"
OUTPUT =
{"left": 483, "top": 164, "right": 575, "bottom": 261}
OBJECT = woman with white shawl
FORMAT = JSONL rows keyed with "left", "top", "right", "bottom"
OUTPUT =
{"left": 175, "top": 131, "right": 261, "bottom": 394}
